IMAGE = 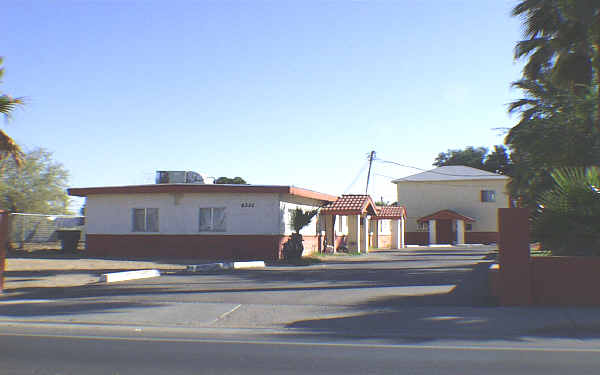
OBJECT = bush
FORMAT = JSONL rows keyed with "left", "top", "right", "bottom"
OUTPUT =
{"left": 281, "top": 208, "right": 319, "bottom": 261}
{"left": 533, "top": 167, "right": 600, "bottom": 255}
{"left": 282, "top": 233, "right": 304, "bottom": 261}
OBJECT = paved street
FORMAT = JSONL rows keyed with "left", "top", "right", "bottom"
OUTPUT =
{"left": 3, "top": 331, "right": 600, "bottom": 375}
{"left": 0, "top": 247, "right": 496, "bottom": 333}
{"left": 3, "top": 247, "right": 600, "bottom": 373}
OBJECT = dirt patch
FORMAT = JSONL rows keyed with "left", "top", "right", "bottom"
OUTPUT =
{"left": 2, "top": 256, "right": 187, "bottom": 293}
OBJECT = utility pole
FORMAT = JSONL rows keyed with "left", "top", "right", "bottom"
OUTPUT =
{"left": 365, "top": 150, "right": 376, "bottom": 195}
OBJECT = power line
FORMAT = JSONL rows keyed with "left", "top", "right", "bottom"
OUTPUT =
{"left": 343, "top": 160, "right": 369, "bottom": 194}
{"left": 374, "top": 158, "right": 500, "bottom": 178}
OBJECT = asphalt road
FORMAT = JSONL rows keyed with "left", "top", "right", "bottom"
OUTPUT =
{"left": 2, "top": 332, "right": 600, "bottom": 375}
{"left": 3, "top": 247, "right": 600, "bottom": 374}
{"left": 0, "top": 247, "right": 497, "bottom": 334}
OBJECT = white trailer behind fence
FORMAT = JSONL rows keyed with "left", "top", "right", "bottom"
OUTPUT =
{"left": 9, "top": 213, "right": 85, "bottom": 249}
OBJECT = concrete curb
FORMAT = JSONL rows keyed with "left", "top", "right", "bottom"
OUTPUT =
{"left": 99, "top": 269, "right": 161, "bottom": 283}
{"left": 186, "top": 261, "right": 266, "bottom": 273}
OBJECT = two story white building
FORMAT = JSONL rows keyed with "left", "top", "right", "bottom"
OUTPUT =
{"left": 392, "top": 165, "right": 509, "bottom": 245}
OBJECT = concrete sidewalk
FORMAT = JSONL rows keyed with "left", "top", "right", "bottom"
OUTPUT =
{"left": 3, "top": 247, "right": 598, "bottom": 345}
{"left": 1, "top": 296, "right": 600, "bottom": 344}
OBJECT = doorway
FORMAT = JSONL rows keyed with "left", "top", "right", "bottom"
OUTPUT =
{"left": 436, "top": 219, "right": 454, "bottom": 244}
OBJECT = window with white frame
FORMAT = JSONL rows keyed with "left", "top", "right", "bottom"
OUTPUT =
{"left": 481, "top": 190, "right": 496, "bottom": 202}
{"left": 417, "top": 222, "right": 428, "bottom": 231}
{"left": 199, "top": 207, "right": 226, "bottom": 232}
{"left": 132, "top": 208, "right": 159, "bottom": 232}
{"left": 337, "top": 215, "right": 346, "bottom": 233}
{"left": 379, "top": 220, "right": 389, "bottom": 234}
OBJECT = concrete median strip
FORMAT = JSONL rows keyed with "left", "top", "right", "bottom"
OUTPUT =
{"left": 99, "top": 269, "right": 161, "bottom": 283}
{"left": 186, "top": 261, "right": 265, "bottom": 273}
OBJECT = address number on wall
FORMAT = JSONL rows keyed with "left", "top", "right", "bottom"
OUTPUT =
{"left": 241, "top": 202, "right": 255, "bottom": 208}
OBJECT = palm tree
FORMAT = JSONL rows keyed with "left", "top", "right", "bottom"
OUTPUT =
{"left": 533, "top": 166, "right": 600, "bottom": 255}
{"left": 0, "top": 57, "right": 24, "bottom": 166}
{"left": 506, "top": 76, "right": 599, "bottom": 208}
{"left": 512, "top": 0, "right": 600, "bottom": 127}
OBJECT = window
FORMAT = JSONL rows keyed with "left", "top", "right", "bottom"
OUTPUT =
{"left": 132, "top": 208, "right": 159, "bottom": 232}
{"left": 417, "top": 222, "right": 428, "bottom": 231}
{"left": 287, "top": 209, "right": 295, "bottom": 232}
{"left": 337, "top": 215, "right": 346, "bottom": 233}
{"left": 481, "top": 190, "right": 496, "bottom": 202}
{"left": 199, "top": 207, "right": 226, "bottom": 232}
{"left": 379, "top": 220, "right": 389, "bottom": 234}
{"left": 465, "top": 223, "right": 473, "bottom": 231}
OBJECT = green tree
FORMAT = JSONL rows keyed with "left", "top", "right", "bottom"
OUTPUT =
{"left": 0, "top": 148, "right": 71, "bottom": 214}
{"left": 282, "top": 208, "right": 318, "bottom": 261}
{"left": 433, "top": 145, "right": 514, "bottom": 175}
{"left": 0, "top": 57, "right": 24, "bottom": 166}
{"left": 484, "top": 145, "right": 513, "bottom": 175}
{"left": 214, "top": 176, "right": 247, "bottom": 184}
{"left": 433, "top": 146, "right": 487, "bottom": 169}
{"left": 533, "top": 167, "right": 600, "bottom": 255}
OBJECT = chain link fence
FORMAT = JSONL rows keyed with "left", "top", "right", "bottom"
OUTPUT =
{"left": 9, "top": 213, "right": 85, "bottom": 250}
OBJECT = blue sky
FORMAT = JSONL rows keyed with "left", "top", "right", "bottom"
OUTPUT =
{"left": 2, "top": 1, "right": 524, "bottom": 209}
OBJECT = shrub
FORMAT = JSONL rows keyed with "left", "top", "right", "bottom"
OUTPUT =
{"left": 533, "top": 167, "right": 600, "bottom": 255}
{"left": 282, "top": 208, "right": 318, "bottom": 261}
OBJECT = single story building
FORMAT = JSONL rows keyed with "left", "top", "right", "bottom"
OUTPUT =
{"left": 68, "top": 184, "right": 337, "bottom": 260}
{"left": 392, "top": 165, "right": 510, "bottom": 245}
{"left": 320, "top": 194, "right": 406, "bottom": 253}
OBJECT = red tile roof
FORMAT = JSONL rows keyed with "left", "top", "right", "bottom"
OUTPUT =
{"left": 374, "top": 205, "right": 406, "bottom": 219}
{"left": 417, "top": 209, "right": 475, "bottom": 223}
{"left": 320, "top": 194, "right": 378, "bottom": 216}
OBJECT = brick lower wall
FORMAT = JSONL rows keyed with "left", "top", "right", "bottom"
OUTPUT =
{"left": 405, "top": 231, "right": 498, "bottom": 245}
{"left": 86, "top": 234, "right": 321, "bottom": 261}
{"left": 465, "top": 232, "right": 498, "bottom": 244}
{"left": 405, "top": 232, "right": 428, "bottom": 245}
{"left": 531, "top": 257, "right": 600, "bottom": 306}
{"left": 278, "top": 234, "right": 321, "bottom": 257}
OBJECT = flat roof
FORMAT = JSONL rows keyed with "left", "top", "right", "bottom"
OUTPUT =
{"left": 68, "top": 184, "right": 338, "bottom": 202}
{"left": 392, "top": 165, "right": 509, "bottom": 183}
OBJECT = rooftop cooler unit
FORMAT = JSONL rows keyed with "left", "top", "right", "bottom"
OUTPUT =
{"left": 155, "top": 171, "right": 213, "bottom": 184}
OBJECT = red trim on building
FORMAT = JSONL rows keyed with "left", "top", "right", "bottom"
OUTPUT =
{"left": 405, "top": 231, "right": 498, "bottom": 245}
{"left": 86, "top": 234, "right": 321, "bottom": 261}
{"left": 417, "top": 209, "right": 475, "bottom": 223}
{"left": 68, "top": 184, "right": 337, "bottom": 202}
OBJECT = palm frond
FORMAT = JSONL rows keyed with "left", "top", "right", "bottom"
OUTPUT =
{"left": 0, "top": 129, "right": 24, "bottom": 166}
{"left": 0, "top": 95, "right": 24, "bottom": 120}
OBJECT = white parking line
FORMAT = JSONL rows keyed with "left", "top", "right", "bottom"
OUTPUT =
{"left": 211, "top": 304, "right": 242, "bottom": 324}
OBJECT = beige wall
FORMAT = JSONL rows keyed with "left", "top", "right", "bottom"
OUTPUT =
{"left": 396, "top": 179, "right": 509, "bottom": 232}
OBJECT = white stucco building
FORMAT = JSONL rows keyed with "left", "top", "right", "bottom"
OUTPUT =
{"left": 68, "top": 184, "right": 337, "bottom": 260}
